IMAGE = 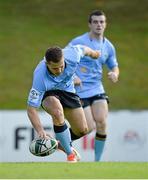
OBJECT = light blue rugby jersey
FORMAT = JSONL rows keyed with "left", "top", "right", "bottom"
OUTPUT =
{"left": 68, "top": 32, "right": 118, "bottom": 98}
{"left": 27, "top": 45, "right": 85, "bottom": 108}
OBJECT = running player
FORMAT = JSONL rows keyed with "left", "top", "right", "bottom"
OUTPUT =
{"left": 67, "top": 10, "right": 119, "bottom": 161}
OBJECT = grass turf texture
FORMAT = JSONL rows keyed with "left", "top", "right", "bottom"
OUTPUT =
{"left": 0, "top": 162, "right": 148, "bottom": 179}
{"left": 0, "top": 0, "right": 148, "bottom": 110}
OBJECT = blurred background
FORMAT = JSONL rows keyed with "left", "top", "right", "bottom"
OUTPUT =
{"left": 0, "top": 0, "right": 148, "bottom": 162}
{"left": 0, "top": 0, "right": 148, "bottom": 110}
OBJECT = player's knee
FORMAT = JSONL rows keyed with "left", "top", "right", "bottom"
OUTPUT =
{"left": 87, "top": 128, "right": 94, "bottom": 134}
{"left": 51, "top": 109, "right": 64, "bottom": 124}
{"left": 96, "top": 119, "right": 106, "bottom": 132}
{"left": 70, "top": 128, "right": 88, "bottom": 141}
{"left": 87, "top": 124, "right": 96, "bottom": 133}
{"left": 73, "top": 127, "right": 88, "bottom": 138}
{"left": 52, "top": 108, "right": 62, "bottom": 117}
{"left": 79, "top": 127, "right": 89, "bottom": 137}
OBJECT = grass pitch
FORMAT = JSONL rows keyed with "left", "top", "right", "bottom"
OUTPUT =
{"left": 0, "top": 162, "right": 148, "bottom": 179}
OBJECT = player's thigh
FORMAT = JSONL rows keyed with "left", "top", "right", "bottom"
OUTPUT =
{"left": 42, "top": 96, "right": 63, "bottom": 113}
{"left": 83, "top": 106, "right": 96, "bottom": 131}
{"left": 64, "top": 107, "right": 88, "bottom": 134}
{"left": 92, "top": 100, "right": 108, "bottom": 123}
{"left": 42, "top": 96, "right": 65, "bottom": 125}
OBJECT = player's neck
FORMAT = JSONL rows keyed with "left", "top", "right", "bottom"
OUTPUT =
{"left": 89, "top": 32, "right": 103, "bottom": 41}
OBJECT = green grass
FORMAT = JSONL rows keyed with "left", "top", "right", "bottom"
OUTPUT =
{"left": 0, "top": 162, "right": 148, "bottom": 179}
{"left": 0, "top": 0, "right": 148, "bottom": 109}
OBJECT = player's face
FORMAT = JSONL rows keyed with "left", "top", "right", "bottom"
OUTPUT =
{"left": 89, "top": 15, "right": 106, "bottom": 37}
{"left": 46, "top": 57, "right": 65, "bottom": 76}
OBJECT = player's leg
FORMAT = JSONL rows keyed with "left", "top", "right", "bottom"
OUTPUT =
{"left": 68, "top": 105, "right": 95, "bottom": 140}
{"left": 92, "top": 99, "right": 108, "bottom": 161}
{"left": 64, "top": 107, "right": 89, "bottom": 161}
{"left": 42, "top": 96, "right": 73, "bottom": 157}
{"left": 83, "top": 106, "right": 96, "bottom": 132}
{"left": 67, "top": 97, "right": 95, "bottom": 141}
{"left": 64, "top": 107, "right": 88, "bottom": 138}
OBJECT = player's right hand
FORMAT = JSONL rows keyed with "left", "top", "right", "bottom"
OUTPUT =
{"left": 38, "top": 130, "right": 50, "bottom": 139}
{"left": 92, "top": 50, "right": 101, "bottom": 59}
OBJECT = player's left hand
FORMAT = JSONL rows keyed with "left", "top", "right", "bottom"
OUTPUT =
{"left": 108, "top": 71, "right": 118, "bottom": 83}
{"left": 74, "top": 76, "right": 82, "bottom": 86}
{"left": 91, "top": 50, "right": 101, "bottom": 59}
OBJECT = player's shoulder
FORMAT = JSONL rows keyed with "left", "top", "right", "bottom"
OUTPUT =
{"left": 104, "top": 37, "right": 113, "bottom": 46}
{"left": 104, "top": 37, "right": 116, "bottom": 50}
{"left": 70, "top": 33, "right": 88, "bottom": 44}
{"left": 63, "top": 44, "right": 84, "bottom": 53}
{"left": 34, "top": 59, "right": 46, "bottom": 75}
{"left": 63, "top": 45, "right": 84, "bottom": 63}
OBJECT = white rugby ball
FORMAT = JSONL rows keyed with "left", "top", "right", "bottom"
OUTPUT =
{"left": 29, "top": 137, "right": 58, "bottom": 157}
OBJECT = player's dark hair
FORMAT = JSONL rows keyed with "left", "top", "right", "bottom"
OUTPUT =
{"left": 88, "top": 10, "right": 106, "bottom": 23}
{"left": 45, "top": 46, "right": 63, "bottom": 63}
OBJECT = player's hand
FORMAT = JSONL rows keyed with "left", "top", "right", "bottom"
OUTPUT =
{"left": 74, "top": 76, "right": 83, "bottom": 90}
{"left": 108, "top": 71, "right": 118, "bottom": 83}
{"left": 92, "top": 51, "right": 101, "bottom": 59}
{"left": 74, "top": 76, "right": 82, "bottom": 86}
{"left": 91, "top": 50, "right": 101, "bottom": 59}
{"left": 38, "top": 130, "right": 50, "bottom": 139}
{"left": 84, "top": 46, "right": 101, "bottom": 59}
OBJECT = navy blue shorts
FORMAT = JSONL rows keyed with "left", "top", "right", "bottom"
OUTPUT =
{"left": 81, "top": 94, "right": 109, "bottom": 108}
{"left": 42, "top": 90, "right": 82, "bottom": 108}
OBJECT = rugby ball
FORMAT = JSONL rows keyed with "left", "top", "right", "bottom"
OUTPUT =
{"left": 29, "top": 137, "right": 58, "bottom": 157}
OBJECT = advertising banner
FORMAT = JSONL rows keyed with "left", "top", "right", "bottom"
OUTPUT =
{"left": 0, "top": 110, "right": 148, "bottom": 162}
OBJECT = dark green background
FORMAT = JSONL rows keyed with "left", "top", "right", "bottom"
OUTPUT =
{"left": 0, "top": 0, "right": 148, "bottom": 109}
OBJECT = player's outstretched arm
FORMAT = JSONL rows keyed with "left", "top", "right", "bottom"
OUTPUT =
{"left": 83, "top": 46, "right": 101, "bottom": 59}
{"left": 27, "top": 105, "right": 49, "bottom": 139}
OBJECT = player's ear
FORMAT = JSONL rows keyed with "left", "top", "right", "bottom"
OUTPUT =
{"left": 88, "top": 22, "right": 91, "bottom": 29}
{"left": 105, "top": 21, "right": 107, "bottom": 28}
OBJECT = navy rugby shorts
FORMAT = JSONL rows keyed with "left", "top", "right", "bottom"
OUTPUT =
{"left": 42, "top": 90, "right": 82, "bottom": 108}
{"left": 81, "top": 93, "right": 109, "bottom": 108}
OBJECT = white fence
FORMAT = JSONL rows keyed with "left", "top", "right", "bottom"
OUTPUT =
{"left": 0, "top": 110, "right": 148, "bottom": 162}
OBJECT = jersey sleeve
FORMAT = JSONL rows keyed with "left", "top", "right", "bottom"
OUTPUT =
{"left": 73, "top": 45, "right": 85, "bottom": 59}
{"left": 64, "top": 44, "right": 85, "bottom": 63}
{"left": 68, "top": 38, "right": 81, "bottom": 46}
{"left": 106, "top": 44, "right": 118, "bottom": 70}
{"left": 27, "top": 70, "right": 45, "bottom": 108}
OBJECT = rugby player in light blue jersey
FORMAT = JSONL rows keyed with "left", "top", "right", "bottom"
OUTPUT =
{"left": 27, "top": 45, "right": 100, "bottom": 162}
{"left": 67, "top": 10, "right": 119, "bottom": 161}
